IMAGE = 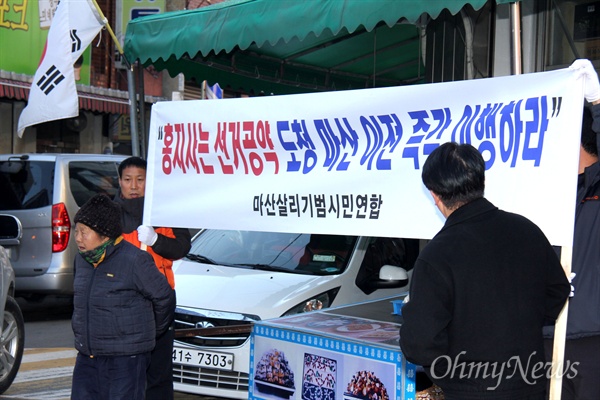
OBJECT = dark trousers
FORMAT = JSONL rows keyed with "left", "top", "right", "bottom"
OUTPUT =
{"left": 71, "top": 352, "right": 150, "bottom": 400}
{"left": 544, "top": 336, "right": 600, "bottom": 400}
{"left": 146, "top": 323, "right": 175, "bottom": 400}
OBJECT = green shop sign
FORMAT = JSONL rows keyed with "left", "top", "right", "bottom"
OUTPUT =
{"left": 1, "top": 0, "right": 91, "bottom": 85}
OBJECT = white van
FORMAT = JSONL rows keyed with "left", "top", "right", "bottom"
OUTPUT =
{"left": 172, "top": 229, "right": 419, "bottom": 399}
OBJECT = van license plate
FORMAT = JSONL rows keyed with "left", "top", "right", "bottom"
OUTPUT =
{"left": 172, "top": 346, "right": 234, "bottom": 371}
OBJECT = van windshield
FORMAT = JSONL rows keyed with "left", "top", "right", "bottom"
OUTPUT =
{"left": 186, "top": 230, "right": 358, "bottom": 275}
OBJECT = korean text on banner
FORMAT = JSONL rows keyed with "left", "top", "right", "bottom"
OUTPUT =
{"left": 17, "top": 0, "right": 104, "bottom": 137}
{"left": 143, "top": 68, "right": 584, "bottom": 247}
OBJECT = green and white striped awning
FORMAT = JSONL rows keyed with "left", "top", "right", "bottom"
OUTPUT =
{"left": 124, "top": 0, "right": 519, "bottom": 94}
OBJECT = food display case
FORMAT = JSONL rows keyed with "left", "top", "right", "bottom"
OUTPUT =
{"left": 249, "top": 295, "right": 416, "bottom": 400}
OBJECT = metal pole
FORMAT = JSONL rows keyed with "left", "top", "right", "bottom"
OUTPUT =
{"left": 127, "top": 64, "right": 140, "bottom": 157}
{"left": 510, "top": 2, "right": 522, "bottom": 75}
{"left": 550, "top": 247, "right": 572, "bottom": 400}
{"left": 137, "top": 64, "right": 147, "bottom": 158}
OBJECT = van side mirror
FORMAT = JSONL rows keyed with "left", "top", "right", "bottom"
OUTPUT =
{"left": 361, "top": 265, "right": 409, "bottom": 294}
{"left": 379, "top": 265, "right": 408, "bottom": 281}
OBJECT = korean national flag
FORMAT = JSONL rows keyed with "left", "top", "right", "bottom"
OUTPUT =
{"left": 17, "top": 0, "right": 105, "bottom": 138}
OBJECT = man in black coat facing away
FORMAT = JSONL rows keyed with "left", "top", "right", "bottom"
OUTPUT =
{"left": 400, "top": 142, "right": 570, "bottom": 400}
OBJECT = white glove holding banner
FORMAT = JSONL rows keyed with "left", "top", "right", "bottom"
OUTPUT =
{"left": 570, "top": 59, "right": 600, "bottom": 103}
{"left": 137, "top": 225, "right": 158, "bottom": 246}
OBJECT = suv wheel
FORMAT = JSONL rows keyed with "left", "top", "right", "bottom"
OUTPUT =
{"left": 0, "top": 296, "right": 24, "bottom": 394}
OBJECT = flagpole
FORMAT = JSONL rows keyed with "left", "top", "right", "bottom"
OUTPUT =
{"left": 89, "top": 0, "right": 130, "bottom": 68}
{"left": 88, "top": 0, "right": 141, "bottom": 156}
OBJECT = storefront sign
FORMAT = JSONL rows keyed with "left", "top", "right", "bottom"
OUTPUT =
{"left": 115, "top": 0, "right": 165, "bottom": 68}
{"left": 0, "top": 0, "right": 92, "bottom": 83}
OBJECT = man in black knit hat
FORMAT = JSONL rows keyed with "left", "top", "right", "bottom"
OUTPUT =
{"left": 70, "top": 194, "right": 175, "bottom": 400}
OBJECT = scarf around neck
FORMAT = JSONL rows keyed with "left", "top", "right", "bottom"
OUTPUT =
{"left": 80, "top": 238, "right": 115, "bottom": 265}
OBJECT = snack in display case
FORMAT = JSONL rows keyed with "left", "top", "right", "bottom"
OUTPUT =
{"left": 254, "top": 349, "right": 296, "bottom": 398}
{"left": 250, "top": 298, "right": 417, "bottom": 400}
{"left": 301, "top": 353, "right": 337, "bottom": 400}
{"left": 344, "top": 370, "right": 390, "bottom": 400}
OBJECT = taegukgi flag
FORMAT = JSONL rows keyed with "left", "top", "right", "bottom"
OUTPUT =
{"left": 17, "top": 0, "right": 105, "bottom": 138}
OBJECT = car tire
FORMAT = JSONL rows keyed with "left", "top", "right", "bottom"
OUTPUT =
{"left": 0, "top": 296, "right": 24, "bottom": 394}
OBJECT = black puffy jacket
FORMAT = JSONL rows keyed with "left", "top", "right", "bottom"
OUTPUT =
{"left": 72, "top": 237, "right": 175, "bottom": 357}
{"left": 565, "top": 104, "right": 600, "bottom": 339}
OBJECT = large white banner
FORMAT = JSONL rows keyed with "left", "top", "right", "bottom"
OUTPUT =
{"left": 144, "top": 68, "right": 584, "bottom": 246}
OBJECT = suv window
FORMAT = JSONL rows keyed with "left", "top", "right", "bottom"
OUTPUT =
{"left": 186, "top": 230, "right": 358, "bottom": 275}
{"left": 69, "top": 161, "right": 121, "bottom": 206}
{"left": 0, "top": 160, "right": 54, "bottom": 210}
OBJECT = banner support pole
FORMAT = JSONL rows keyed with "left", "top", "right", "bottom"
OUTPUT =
{"left": 510, "top": 2, "right": 522, "bottom": 75}
{"left": 549, "top": 246, "right": 572, "bottom": 400}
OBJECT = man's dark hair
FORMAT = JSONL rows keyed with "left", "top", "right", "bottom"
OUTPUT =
{"left": 581, "top": 106, "right": 598, "bottom": 157}
{"left": 118, "top": 156, "right": 147, "bottom": 178}
{"left": 422, "top": 142, "right": 485, "bottom": 210}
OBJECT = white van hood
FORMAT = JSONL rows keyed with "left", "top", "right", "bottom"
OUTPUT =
{"left": 173, "top": 260, "right": 339, "bottom": 319}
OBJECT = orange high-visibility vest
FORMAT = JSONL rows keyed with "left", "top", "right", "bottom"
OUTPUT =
{"left": 122, "top": 227, "right": 176, "bottom": 289}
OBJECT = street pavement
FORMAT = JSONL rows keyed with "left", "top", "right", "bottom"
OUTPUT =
{"left": 1, "top": 348, "right": 74, "bottom": 399}
{"left": 6, "top": 296, "right": 215, "bottom": 399}
{"left": 0, "top": 348, "right": 208, "bottom": 400}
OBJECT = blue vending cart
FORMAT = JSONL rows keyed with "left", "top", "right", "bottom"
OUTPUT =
{"left": 249, "top": 296, "right": 416, "bottom": 400}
